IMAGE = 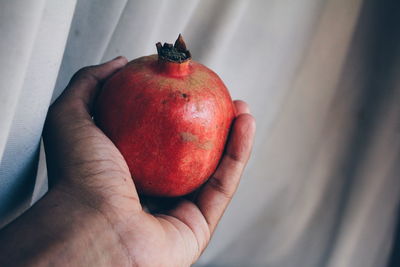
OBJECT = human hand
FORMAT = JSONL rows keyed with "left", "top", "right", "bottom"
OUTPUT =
{"left": 1, "top": 57, "right": 255, "bottom": 267}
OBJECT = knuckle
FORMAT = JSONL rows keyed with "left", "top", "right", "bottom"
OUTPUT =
{"left": 227, "top": 151, "right": 243, "bottom": 164}
{"left": 76, "top": 66, "right": 92, "bottom": 76}
{"left": 207, "top": 176, "right": 233, "bottom": 200}
{"left": 73, "top": 66, "right": 98, "bottom": 83}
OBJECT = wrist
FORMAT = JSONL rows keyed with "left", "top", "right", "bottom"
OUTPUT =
{"left": 0, "top": 188, "right": 131, "bottom": 267}
{"left": 48, "top": 188, "right": 133, "bottom": 266}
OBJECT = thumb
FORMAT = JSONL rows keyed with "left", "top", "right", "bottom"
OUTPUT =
{"left": 43, "top": 57, "right": 129, "bottom": 186}
{"left": 53, "top": 56, "right": 128, "bottom": 120}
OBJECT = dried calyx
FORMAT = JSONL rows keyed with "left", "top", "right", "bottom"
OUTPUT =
{"left": 156, "top": 34, "right": 192, "bottom": 63}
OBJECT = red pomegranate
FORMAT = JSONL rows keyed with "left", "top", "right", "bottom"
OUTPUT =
{"left": 95, "top": 35, "right": 235, "bottom": 197}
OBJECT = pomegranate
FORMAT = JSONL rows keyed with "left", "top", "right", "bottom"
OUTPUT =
{"left": 95, "top": 35, "right": 235, "bottom": 197}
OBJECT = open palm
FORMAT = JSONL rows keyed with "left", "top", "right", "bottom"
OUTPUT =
{"left": 43, "top": 57, "right": 255, "bottom": 267}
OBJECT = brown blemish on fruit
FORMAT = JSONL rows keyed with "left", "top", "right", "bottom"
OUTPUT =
{"left": 180, "top": 132, "right": 213, "bottom": 150}
{"left": 180, "top": 132, "right": 198, "bottom": 142}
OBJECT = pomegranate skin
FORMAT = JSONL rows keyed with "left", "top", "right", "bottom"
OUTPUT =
{"left": 95, "top": 54, "right": 235, "bottom": 197}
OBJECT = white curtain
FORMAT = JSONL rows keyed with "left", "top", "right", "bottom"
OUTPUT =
{"left": 1, "top": 0, "right": 399, "bottom": 266}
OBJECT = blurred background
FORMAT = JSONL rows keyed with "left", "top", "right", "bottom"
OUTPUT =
{"left": 1, "top": 0, "right": 399, "bottom": 266}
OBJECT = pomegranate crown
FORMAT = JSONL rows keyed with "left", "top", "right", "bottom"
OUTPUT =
{"left": 156, "top": 34, "right": 192, "bottom": 63}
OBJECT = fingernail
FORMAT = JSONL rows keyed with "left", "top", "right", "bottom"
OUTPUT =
{"left": 113, "top": 56, "right": 123, "bottom": 60}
